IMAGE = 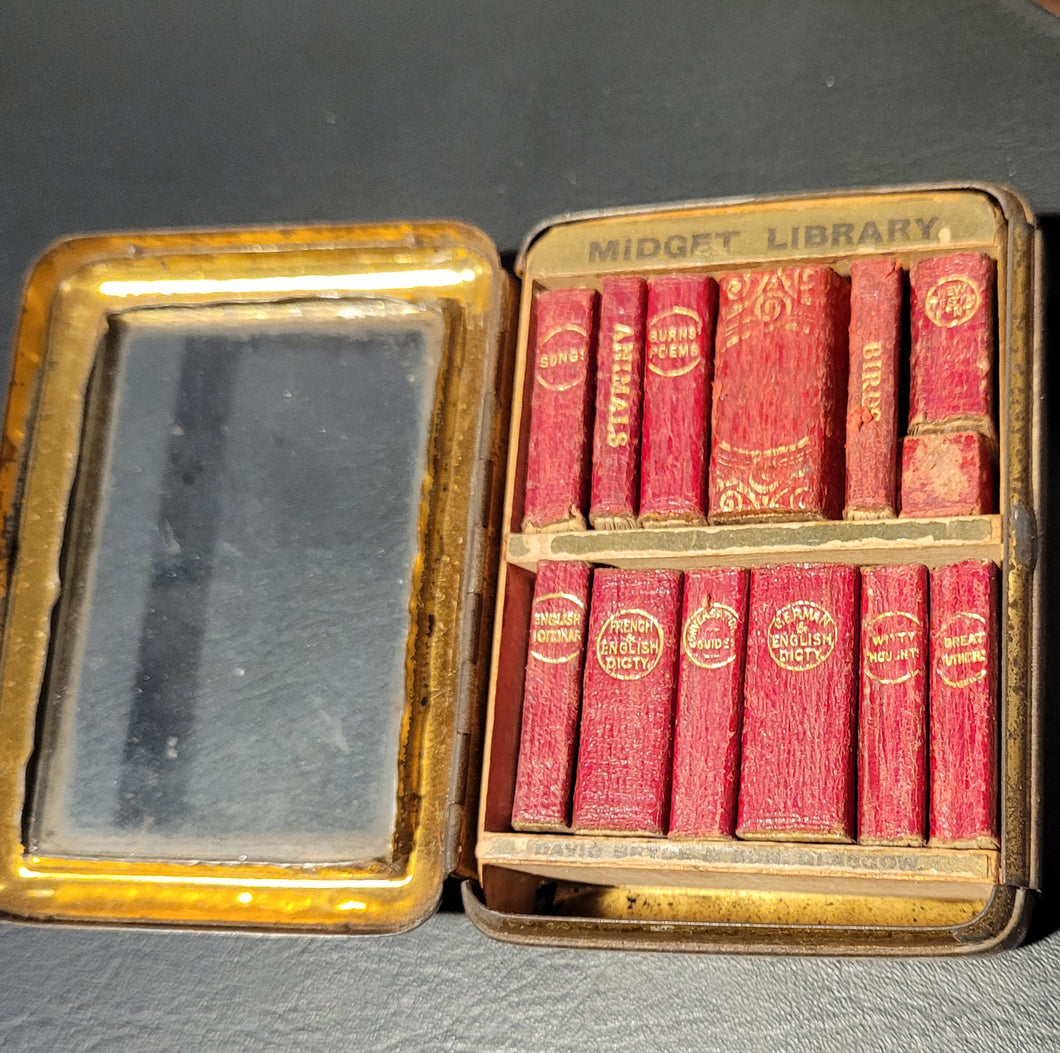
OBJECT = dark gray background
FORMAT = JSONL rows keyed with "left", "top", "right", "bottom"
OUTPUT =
{"left": 2, "top": 1, "right": 1060, "bottom": 1050}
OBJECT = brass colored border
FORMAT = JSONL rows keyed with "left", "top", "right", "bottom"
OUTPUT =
{"left": 462, "top": 880, "right": 1032, "bottom": 957}
{"left": 0, "top": 222, "right": 507, "bottom": 932}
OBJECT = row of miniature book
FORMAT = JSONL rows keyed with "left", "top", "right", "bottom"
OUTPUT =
{"left": 522, "top": 253, "right": 996, "bottom": 532}
{"left": 512, "top": 559, "right": 997, "bottom": 849}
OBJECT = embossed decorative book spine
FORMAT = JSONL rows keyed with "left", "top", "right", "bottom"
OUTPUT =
{"left": 901, "top": 253, "right": 996, "bottom": 517}
{"left": 737, "top": 563, "right": 859, "bottom": 842}
{"left": 511, "top": 561, "right": 592, "bottom": 832}
{"left": 638, "top": 275, "right": 717, "bottom": 526}
{"left": 858, "top": 564, "right": 928, "bottom": 846}
{"left": 522, "top": 287, "right": 598, "bottom": 531}
{"left": 929, "top": 560, "right": 999, "bottom": 849}
{"left": 709, "top": 266, "right": 850, "bottom": 522}
{"left": 669, "top": 567, "right": 749, "bottom": 839}
{"left": 590, "top": 276, "right": 647, "bottom": 529}
{"left": 571, "top": 568, "right": 681, "bottom": 835}
{"left": 844, "top": 258, "right": 903, "bottom": 520}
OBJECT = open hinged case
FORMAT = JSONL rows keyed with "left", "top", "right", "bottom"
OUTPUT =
{"left": 0, "top": 185, "right": 1042, "bottom": 954}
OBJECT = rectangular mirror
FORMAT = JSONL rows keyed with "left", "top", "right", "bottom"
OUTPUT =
{"left": 31, "top": 304, "right": 443, "bottom": 865}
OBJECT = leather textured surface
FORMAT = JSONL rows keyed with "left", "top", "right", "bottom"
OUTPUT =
{"left": 3, "top": 1, "right": 1060, "bottom": 1049}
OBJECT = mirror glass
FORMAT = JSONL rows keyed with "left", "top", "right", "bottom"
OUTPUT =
{"left": 30, "top": 303, "right": 442, "bottom": 864}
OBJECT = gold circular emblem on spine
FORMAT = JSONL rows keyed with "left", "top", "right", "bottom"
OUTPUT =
{"left": 767, "top": 601, "right": 836, "bottom": 672}
{"left": 529, "top": 592, "right": 585, "bottom": 664}
{"left": 924, "top": 276, "right": 980, "bottom": 328}
{"left": 536, "top": 324, "right": 588, "bottom": 391}
{"left": 864, "top": 611, "right": 922, "bottom": 685}
{"left": 934, "top": 612, "right": 988, "bottom": 689}
{"left": 646, "top": 306, "right": 703, "bottom": 378}
{"left": 595, "top": 607, "right": 664, "bottom": 681}
{"left": 682, "top": 602, "right": 738, "bottom": 669}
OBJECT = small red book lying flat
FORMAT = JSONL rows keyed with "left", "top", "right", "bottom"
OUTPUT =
{"left": 521, "top": 287, "right": 598, "bottom": 531}
{"left": 858, "top": 564, "right": 928, "bottom": 846}
{"left": 737, "top": 563, "right": 859, "bottom": 842}
{"left": 909, "top": 252, "right": 996, "bottom": 437}
{"left": 709, "top": 266, "right": 850, "bottom": 522}
{"left": 900, "top": 431, "right": 995, "bottom": 517}
{"left": 638, "top": 275, "right": 717, "bottom": 526}
{"left": 669, "top": 567, "right": 749, "bottom": 839}
{"left": 844, "top": 258, "right": 903, "bottom": 520}
{"left": 929, "top": 560, "right": 999, "bottom": 849}
{"left": 572, "top": 568, "right": 681, "bottom": 835}
{"left": 511, "top": 561, "right": 592, "bottom": 832}
{"left": 590, "top": 276, "right": 647, "bottom": 529}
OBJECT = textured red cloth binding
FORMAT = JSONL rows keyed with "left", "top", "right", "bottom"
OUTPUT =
{"left": 521, "top": 287, "right": 598, "bottom": 531}
{"left": 590, "top": 276, "right": 647, "bottom": 529}
{"left": 844, "top": 258, "right": 903, "bottom": 519}
{"left": 638, "top": 275, "right": 717, "bottom": 525}
{"left": 669, "top": 567, "right": 749, "bottom": 838}
{"left": 909, "top": 252, "right": 995, "bottom": 437}
{"left": 858, "top": 564, "right": 928, "bottom": 846}
{"left": 737, "top": 563, "right": 859, "bottom": 842}
{"left": 899, "top": 431, "right": 996, "bottom": 517}
{"left": 511, "top": 561, "right": 592, "bottom": 831}
{"left": 709, "top": 267, "right": 850, "bottom": 522}
{"left": 929, "top": 560, "right": 999, "bottom": 848}
{"left": 571, "top": 568, "right": 682, "bottom": 835}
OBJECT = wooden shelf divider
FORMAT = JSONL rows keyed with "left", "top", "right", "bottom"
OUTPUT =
{"left": 506, "top": 514, "right": 1002, "bottom": 571}
{"left": 477, "top": 831, "right": 999, "bottom": 900}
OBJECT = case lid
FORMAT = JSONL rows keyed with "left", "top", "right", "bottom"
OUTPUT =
{"left": 0, "top": 221, "right": 510, "bottom": 932}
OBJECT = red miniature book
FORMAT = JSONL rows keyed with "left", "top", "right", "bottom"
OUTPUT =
{"left": 929, "top": 560, "right": 999, "bottom": 848}
{"left": 909, "top": 252, "right": 996, "bottom": 437}
{"left": 669, "top": 567, "right": 749, "bottom": 839}
{"left": 737, "top": 563, "right": 859, "bottom": 842}
{"left": 844, "top": 258, "right": 903, "bottom": 519}
{"left": 858, "top": 564, "right": 928, "bottom": 846}
{"left": 511, "top": 561, "right": 592, "bottom": 831}
{"left": 571, "top": 568, "right": 681, "bottom": 835}
{"left": 521, "top": 287, "right": 598, "bottom": 532}
{"left": 638, "top": 275, "right": 717, "bottom": 526}
{"left": 590, "top": 276, "right": 647, "bottom": 529}
{"left": 899, "top": 431, "right": 995, "bottom": 517}
{"left": 709, "top": 267, "right": 850, "bottom": 522}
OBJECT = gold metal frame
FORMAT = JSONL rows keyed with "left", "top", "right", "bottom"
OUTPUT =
{"left": 0, "top": 222, "right": 509, "bottom": 931}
